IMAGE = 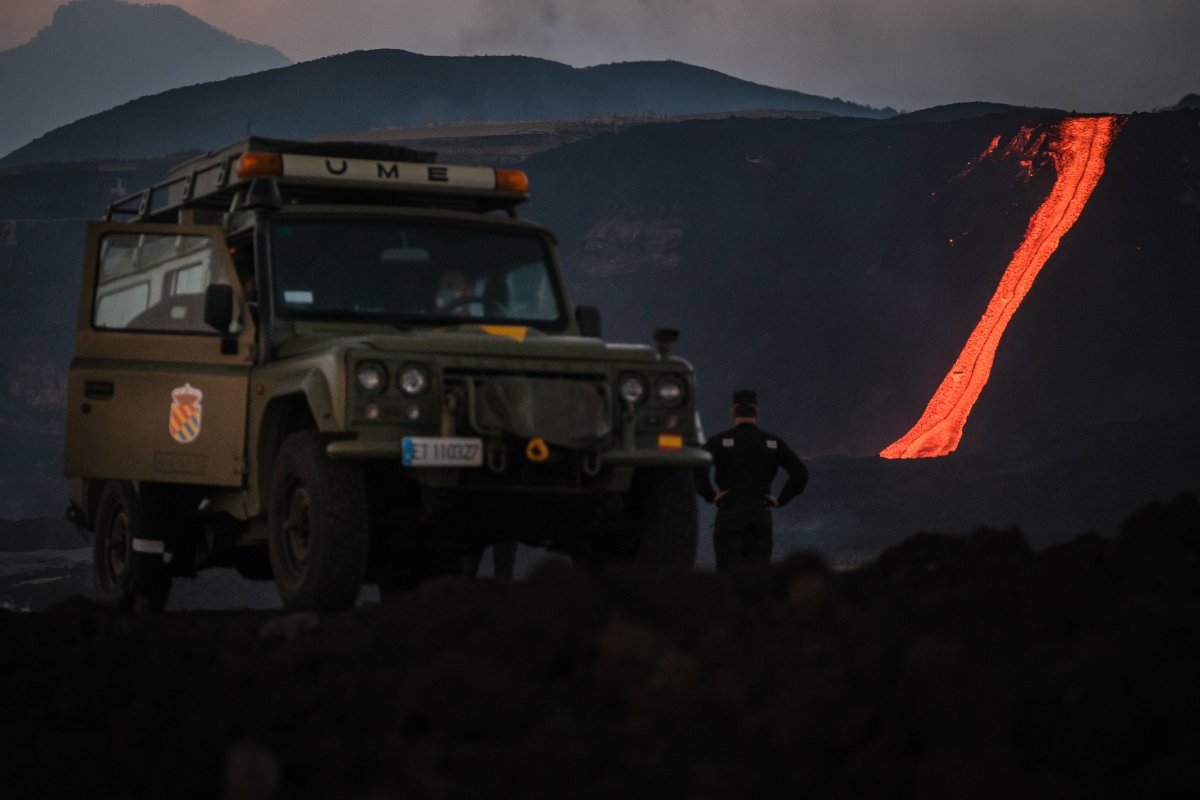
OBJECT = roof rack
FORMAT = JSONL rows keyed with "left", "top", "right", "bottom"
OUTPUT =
{"left": 105, "top": 137, "right": 529, "bottom": 223}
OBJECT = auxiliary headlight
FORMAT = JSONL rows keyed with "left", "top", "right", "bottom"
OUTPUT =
{"left": 356, "top": 361, "right": 387, "bottom": 393}
{"left": 618, "top": 373, "right": 647, "bottom": 405}
{"left": 398, "top": 364, "right": 429, "bottom": 396}
{"left": 656, "top": 375, "right": 686, "bottom": 407}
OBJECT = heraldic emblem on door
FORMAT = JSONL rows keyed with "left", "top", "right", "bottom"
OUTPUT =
{"left": 169, "top": 383, "right": 204, "bottom": 444}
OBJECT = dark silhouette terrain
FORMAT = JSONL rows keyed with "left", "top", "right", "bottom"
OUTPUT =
{"left": 2, "top": 493, "right": 1198, "bottom": 798}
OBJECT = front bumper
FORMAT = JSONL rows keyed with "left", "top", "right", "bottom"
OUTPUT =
{"left": 325, "top": 438, "right": 711, "bottom": 469}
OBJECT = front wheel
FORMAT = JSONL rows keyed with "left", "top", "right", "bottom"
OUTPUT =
{"left": 586, "top": 468, "right": 698, "bottom": 568}
{"left": 268, "top": 431, "right": 370, "bottom": 610}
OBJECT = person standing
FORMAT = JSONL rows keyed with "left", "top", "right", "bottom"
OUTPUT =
{"left": 694, "top": 389, "right": 808, "bottom": 568}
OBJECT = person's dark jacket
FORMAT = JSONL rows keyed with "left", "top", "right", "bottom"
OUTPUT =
{"left": 694, "top": 422, "right": 808, "bottom": 506}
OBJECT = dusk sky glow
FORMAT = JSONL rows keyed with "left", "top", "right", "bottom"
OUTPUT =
{"left": 1, "top": 0, "right": 1197, "bottom": 113}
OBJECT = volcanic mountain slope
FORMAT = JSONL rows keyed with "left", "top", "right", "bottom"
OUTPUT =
{"left": 2, "top": 494, "right": 1198, "bottom": 798}
{"left": 0, "top": 0, "right": 290, "bottom": 159}
{"left": 523, "top": 107, "right": 1200, "bottom": 546}
{"left": 528, "top": 109, "right": 1197, "bottom": 455}
{"left": 0, "top": 108, "right": 1195, "bottom": 550}
{"left": 0, "top": 49, "right": 893, "bottom": 167}
{"left": 527, "top": 109, "right": 1071, "bottom": 455}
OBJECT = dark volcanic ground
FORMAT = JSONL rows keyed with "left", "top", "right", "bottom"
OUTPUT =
{"left": 3, "top": 493, "right": 1199, "bottom": 799}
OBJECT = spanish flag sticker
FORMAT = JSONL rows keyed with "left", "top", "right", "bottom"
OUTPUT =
{"left": 657, "top": 433, "right": 683, "bottom": 451}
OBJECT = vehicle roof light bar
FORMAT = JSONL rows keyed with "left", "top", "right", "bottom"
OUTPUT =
{"left": 105, "top": 138, "right": 529, "bottom": 223}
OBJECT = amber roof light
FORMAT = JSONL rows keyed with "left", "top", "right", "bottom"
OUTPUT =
{"left": 494, "top": 169, "right": 529, "bottom": 193}
{"left": 236, "top": 152, "right": 283, "bottom": 180}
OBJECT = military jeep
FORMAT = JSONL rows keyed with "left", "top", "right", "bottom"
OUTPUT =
{"left": 63, "top": 138, "right": 709, "bottom": 610}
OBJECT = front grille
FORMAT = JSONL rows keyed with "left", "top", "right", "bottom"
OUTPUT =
{"left": 442, "top": 369, "right": 612, "bottom": 443}
{"left": 435, "top": 369, "right": 615, "bottom": 489}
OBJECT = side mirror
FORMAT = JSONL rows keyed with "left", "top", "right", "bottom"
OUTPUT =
{"left": 204, "top": 284, "right": 234, "bottom": 333}
{"left": 576, "top": 305, "right": 602, "bottom": 338}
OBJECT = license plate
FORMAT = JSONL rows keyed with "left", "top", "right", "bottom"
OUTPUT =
{"left": 402, "top": 437, "right": 484, "bottom": 467}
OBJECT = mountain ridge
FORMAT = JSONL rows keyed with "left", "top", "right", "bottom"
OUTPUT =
{"left": 1, "top": 47, "right": 895, "bottom": 167}
{"left": 0, "top": 0, "right": 291, "bottom": 160}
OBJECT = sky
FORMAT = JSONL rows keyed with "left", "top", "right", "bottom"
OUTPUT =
{"left": 2, "top": 0, "right": 1198, "bottom": 113}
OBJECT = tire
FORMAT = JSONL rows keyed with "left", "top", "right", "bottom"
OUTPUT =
{"left": 628, "top": 467, "right": 699, "bottom": 567}
{"left": 268, "top": 430, "right": 370, "bottom": 610}
{"left": 587, "top": 468, "right": 698, "bottom": 568}
{"left": 93, "top": 481, "right": 171, "bottom": 611}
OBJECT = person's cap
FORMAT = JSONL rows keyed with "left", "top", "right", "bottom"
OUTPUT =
{"left": 732, "top": 389, "right": 757, "bottom": 406}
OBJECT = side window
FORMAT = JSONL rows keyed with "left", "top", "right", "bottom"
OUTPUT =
{"left": 93, "top": 232, "right": 228, "bottom": 333}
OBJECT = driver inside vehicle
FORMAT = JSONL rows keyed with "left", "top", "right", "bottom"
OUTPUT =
{"left": 434, "top": 268, "right": 480, "bottom": 315}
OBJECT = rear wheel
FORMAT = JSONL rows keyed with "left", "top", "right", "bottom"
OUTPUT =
{"left": 268, "top": 431, "right": 369, "bottom": 610}
{"left": 93, "top": 481, "right": 172, "bottom": 611}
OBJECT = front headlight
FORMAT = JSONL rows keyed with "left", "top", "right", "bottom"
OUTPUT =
{"left": 398, "top": 364, "right": 429, "bottom": 396}
{"left": 618, "top": 373, "right": 647, "bottom": 405}
{"left": 356, "top": 361, "right": 387, "bottom": 393}
{"left": 656, "top": 375, "right": 686, "bottom": 407}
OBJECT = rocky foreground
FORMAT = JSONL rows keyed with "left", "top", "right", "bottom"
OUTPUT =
{"left": 3, "top": 494, "right": 1199, "bottom": 799}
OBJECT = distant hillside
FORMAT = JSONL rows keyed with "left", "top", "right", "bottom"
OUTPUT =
{"left": 0, "top": 0, "right": 291, "bottom": 159}
{"left": 1164, "top": 93, "right": 1200, "bottom": 110}
{"left": 0, "top": 49, "right": 894, "bottom": 167}
{"left": 889, "top": 102, "right": 1021, "bottom": 124}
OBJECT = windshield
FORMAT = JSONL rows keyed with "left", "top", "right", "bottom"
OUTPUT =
{"left": 270, "top": 217, "right": 565, "bottom": 329}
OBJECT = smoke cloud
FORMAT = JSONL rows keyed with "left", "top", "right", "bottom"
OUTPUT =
{"left": 2, "top": 0, "right": 1197, "bottom": 112}
{"left": 446, "top": 0, "right": 1200, "bottom": 112}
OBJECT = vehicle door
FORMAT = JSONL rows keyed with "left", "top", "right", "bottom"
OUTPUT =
{"left": 64, "top": 222, "right": 254, "bottom": 486}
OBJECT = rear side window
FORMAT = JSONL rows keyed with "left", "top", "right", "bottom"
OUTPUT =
{"left": 93, "top": 233, "right": 228, "bottom": 333}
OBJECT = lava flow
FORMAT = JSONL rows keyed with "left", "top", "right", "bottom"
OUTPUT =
{"left": 880, "top": 115, "right": 1120, "bottom": 459}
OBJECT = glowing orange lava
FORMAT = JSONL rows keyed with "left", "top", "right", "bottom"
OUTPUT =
{"left": 880, "top": 115, "right": 1120, "bottom": 459}
{"left": 954, "top": 135, "right": 1002, "bottom": 179}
